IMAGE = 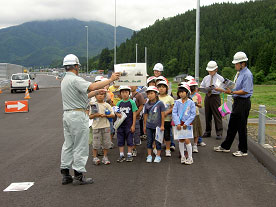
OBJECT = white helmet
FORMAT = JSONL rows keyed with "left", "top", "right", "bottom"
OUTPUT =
{"left": 232, "top": 51, "right": 248, "bottom": 64}
{"left": 153, "top": 63, "right": 164, "bottom": 72}
{"left": 146, "top": 86, "right": 159, "bottom": 93}
{"left": 157, "top": 80, "right": 168, "bottom": 87}
{"left": 187, "top": 80, "right": 198, "bottom": 86}
{"left": 155, "top": 76, "right": 169, "bottom": 84}
{"left": 63, "top": 54, "right": 81, "bottom": 66}
{"left": 184, "top": 75, "right": 195, "bottom": 82}
{"left": 147, "top": 76, "right": 156, "bottom": 84}
{"left": 178, "top": 83, "right": 191, "bottom": 94}
{"left": 95, "top": 75, "right": 104, "bottom": 82}
{"left": 119, "top": 86, "right": 131, "bottom": 92}
{"left": 206, "top": 61, "right": 218, "bottom": 71}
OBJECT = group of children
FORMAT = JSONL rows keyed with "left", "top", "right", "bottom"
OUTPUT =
{"left": 89, "top": 63, "right": 206, "bottom": 165}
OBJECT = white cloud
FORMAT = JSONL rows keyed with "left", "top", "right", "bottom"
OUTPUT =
{"left": 0, "top": 0, "right": 248, "bottom": 30}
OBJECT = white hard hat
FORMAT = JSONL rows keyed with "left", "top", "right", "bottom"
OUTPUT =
{"left": 157, "top": 80, "right": 168, "bottom": 87}
{"left": 187, "top": 80, "right": 198, "bottom": 86}
{"left": 119, "top": 86, "right": 131, "bottom": 91}
{"left": 184, "top": 75, "right": 195, "bottom": 81}
{"left": 153, "top": 63, "right": 164, "bottom": 72}
{"left": 232, "top": 51, "right": 248, "bottom": 64}
{"left": 146, "top": 86, "right": 159, "bottom": 93}
{"left": 147, "top": 76, "right": 156, "bottom": 84}
{"left": 206, "top": 61, "right": 218, "bottom": 71}
{"left": 155, "top": 76, "right": 168, "bottom": 84}
{"left": 63, "top": 54, "right": 81, "bottom": 66}
{"left": 95, "top": 75, "right": 104, "bottom": 82}
{"left": 178, "top": 83, "right": 191, "bottom": 94}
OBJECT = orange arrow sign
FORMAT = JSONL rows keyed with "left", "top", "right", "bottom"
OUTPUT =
{"left": 5, "top": 100, "right": 29, "bottom": 113}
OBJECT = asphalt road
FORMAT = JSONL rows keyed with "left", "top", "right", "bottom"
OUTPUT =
{"left": 0, "top": 74, "right": 275, "bottom": 207}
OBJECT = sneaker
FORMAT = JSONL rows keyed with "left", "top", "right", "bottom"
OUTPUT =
{"left": 165, "top": 150, "right": 171, "bottom": 157}
{"left": 126, "top": 154, "right": 133, "bottom": 162}
{"left": 132, "top": 149, "right": 137, "bottom": 157}
{"left": 73, "top": 175, "right": 94, "bottom": 185}
{"left": 93, "top": 157, "right": 101, "bottom": 165}
{"left": 214, "top": 146, "right": 230, "bottom": 152}
{"left": 202, "top": 133, "right": 211, "bottom": 138}
{"left": 185, "top": 157, "right": 193, "bottom": 165}
{"left": 198, "top": 142, "right": 206, "bottom": 147}
{"left": 181, "top": 156, "right": 186, "bottom": 164}
{"left": 117, "top": 156, "right": 125, "bottom": 163}
{"left": 153, "top": 148, "right": 157, "bottom": 155}
{"left": 146, "top": 155, "right": 153, "bottom": 163}
{"left": 170, "top": 145, "right": 176, "bottom": 151}
{"left": 193, "top": 145, "right": 199, "bottom": 153}
{"left": 232, "top": 151, "right": 248, "bottom": 157}
{"left": 141, "top": 135, "right": 147, "bottom": 141}
{"left": 102, "top": 157, "right": 111, "bottom": 165}
{"left": 62, "top": 175, "right": 73, "bottom": 185}
{"left": 154, "top": 156, "right": 162, "bottom": 163}
{"left": 216, "top": 135, "right": 222, "bottom": 140}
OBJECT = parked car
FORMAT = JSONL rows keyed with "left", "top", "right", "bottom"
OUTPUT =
{"left": 10, "top": 73, "right": 35, "bottom": 93}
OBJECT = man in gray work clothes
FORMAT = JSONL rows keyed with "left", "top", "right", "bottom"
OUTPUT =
{"left": 60, "top": 54, "right": 120, "bottom": 185}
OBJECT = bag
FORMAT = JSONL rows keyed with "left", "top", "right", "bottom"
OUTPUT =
{"left": 218, "top": 93, "right": 231, "bottom": 117}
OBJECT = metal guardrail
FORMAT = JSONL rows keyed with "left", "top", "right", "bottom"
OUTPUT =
{"left": 0, "top": 79, "right": 9, "bottom": 89}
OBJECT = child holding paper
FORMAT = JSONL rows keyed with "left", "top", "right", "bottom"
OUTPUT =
{"left": 116, "top": 86, "right": 138, "bottom": 163}
{"left": 143, "top": 86, "right": 165, "bottom": 163}
{"left": 172, "top": 83, "right": 196, "bottom": 165}
{"left": 157, "top": 80, "right": 175, "bottom": 157}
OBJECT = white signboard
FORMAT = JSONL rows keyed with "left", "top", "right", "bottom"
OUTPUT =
{"left": 114, "top": 63, "right": 147, "bottom": 86}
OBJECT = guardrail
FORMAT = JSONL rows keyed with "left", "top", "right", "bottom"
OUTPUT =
{"left": 0, "top": 79, "right": 10, "bottom": 89}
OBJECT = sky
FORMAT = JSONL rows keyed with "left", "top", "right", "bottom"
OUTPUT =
{"left": 1, "top": 0, "right": 248, "bottom": 31}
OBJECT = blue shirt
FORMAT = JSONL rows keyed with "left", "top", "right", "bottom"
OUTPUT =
{"left": 144, "top": 100, "right": 166, "bottom": 129}
{"left": 233, "top": 67, "right": 253, "bottom": 98}
{"left": 116, "top": 99, "right": 138, "bottom": 130}
{"left": 172, "top": 99, "right": 196, "bottom": 126}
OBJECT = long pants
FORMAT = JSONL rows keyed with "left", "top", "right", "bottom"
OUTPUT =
{"left": 61, "top": 111, "right": 89, "bottom": 173}
{"left": 204, "top": 94, "right": 223, "bottom": 136}
{"left": 221, "top": 97, "right": 251, "bottom": 153}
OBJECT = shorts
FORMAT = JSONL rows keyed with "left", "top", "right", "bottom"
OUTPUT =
{"left": 164, "top": 121, "right": 171, "bottom": 141}
{"left": 92, "top": 127, "right": 111, "bottom": 150}
{"left": 192, "top": 115, "right": 202, "bottom": 138}
{"left": 133, "top": 120, "right": 141, "bottom": 145}
{"left": 117, "top": 127, "right": 134, "bottom": 147}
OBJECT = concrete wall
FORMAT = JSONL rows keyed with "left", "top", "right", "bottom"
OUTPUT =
{"left": 0, "top": 63, "right": 24, "bottom": 80}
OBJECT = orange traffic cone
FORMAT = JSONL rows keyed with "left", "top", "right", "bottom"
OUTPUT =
{"left": 0, "top": 89, "right": 2, "bottom": 94}
{"left": 34, "top": 83, "right": 37, "bottom": 91}
{"left": 24, "top": 87, "right": 31, "bottom": 99}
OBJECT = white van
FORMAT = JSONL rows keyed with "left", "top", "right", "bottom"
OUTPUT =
{"left": 10, "top": 73, "right": 35, "bottom": 93}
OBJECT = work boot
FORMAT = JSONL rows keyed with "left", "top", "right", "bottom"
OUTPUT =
{"left": 73, "top": 170, "right": 94, "bottom": 185}
{"left": 61, "top": 169, "right": 73, "bottom": 185}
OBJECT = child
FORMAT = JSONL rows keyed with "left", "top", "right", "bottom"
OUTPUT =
{"left": 116, "top": 86, "right": 138, "bottom": 162}
{"left": 147, "top": 76, "right": 156, "bottom": 87}
{"left": 90, "top": 92, "right": 115, "bottom": 165}
{"left": 143, "top": 86, "right": 165, "bottom": 163}
{"left": 172, "top": 83, "right": 196, "bottom": 164}
{"left": 188, "top": 80, "right": 203, "bottom": 153}
{"left": 157, "top": 81, "right": 175, "bottom": 157}
{"left": 130, "top": 86, "right": 145, "bottom": 157}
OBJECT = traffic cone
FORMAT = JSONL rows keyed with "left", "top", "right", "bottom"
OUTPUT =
{"left": 0, "top": 89, "right": 2, "bottom": 94}
{"left": 34, "top": 83, "right": 37, "bottom": 91}
{"left": 24, "top": 87, "right": 31, "bottom": 99}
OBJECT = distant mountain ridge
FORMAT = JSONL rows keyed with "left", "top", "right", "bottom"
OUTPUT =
{"left": 0, "top": 19, "right": 134, "bottom": 66}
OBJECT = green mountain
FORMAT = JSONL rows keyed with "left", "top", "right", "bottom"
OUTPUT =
{"left": 0, "top": 19, "right": 133, "bottom": 67}
{"left": 97, "top": 0, "right": 276, "bottom": 84}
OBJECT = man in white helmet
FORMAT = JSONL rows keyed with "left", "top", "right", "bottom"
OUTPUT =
{"left": 200, "top": 61, "right": 224, "bottom": 139}
{"left": 60, "top": 54, "right": 120, "bottom": 185}
{"left": 153, "top": 63, "right": 164, "bottom": 78}
{"left": 214, "top": 52, "right": 253, "bottom": 157}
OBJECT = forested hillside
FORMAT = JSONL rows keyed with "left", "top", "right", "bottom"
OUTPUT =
{"left": 95, "top": 0, "right": 276, "bottom": 84}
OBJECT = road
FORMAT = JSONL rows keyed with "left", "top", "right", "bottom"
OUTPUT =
{"left": 0, "top": 74, "right": 275, "bottom": 207}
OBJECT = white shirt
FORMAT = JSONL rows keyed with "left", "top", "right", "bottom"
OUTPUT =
{"left": 200, "top": 73, "right": 224, "bottom": 95}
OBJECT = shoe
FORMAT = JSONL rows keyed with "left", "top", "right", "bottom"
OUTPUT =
{"left": 61, "top": 169, "right": 73, "bottom": 185}
{"left": 126, "top": 154, "right": 133, "bottom": 162}
{"left": 198, "top": 142, "right": 206, "bottom": 147}
{"left": 170, "top": 145, "right": 176, "bottom": 151}
{"left": 117, "top": 155, "right": 125, "bottom": 163}
{"left": 154, "top": 156, "right": 161, "bottom": 163}
{"left": 181, "top": 156, "right": 186, "bottom": 164}
{"left": 165, "top": 150, "right": 171, "bottom": 157}
{"left": 202, "top": 133, "right": 211, "bottom": 138}
{"left": 192, "top": 145, "right": 198, "bottom": 153}
{"left": 153, "top": 148, "right": 157, "bottom": 155}
{"left": 110, "top": 142, "right": 114, "bottom": 149}
{"left": 214, "top": 146, "right": 230, "bottom": 152}
{"left": 93, "top": 157, "right": 101, "bottom": 165}
{"left": 141, "top": 135, "right": 147, "bottom": 141}
{"left": 216, "top": 135, "right": 222, "bottom": 140}
{"left": 146, "top": 155, "right": 153, "bottom": 163}
{"left": 102, "top": 157, "right": 111, "bottom": 165}
{"left": 132, "top": 149, "right": 137, "bottom": 157}
{"left": 233, "top": 151, "right": 248, "bottom": 157}
{"left": 73, "top": 175, "right": 94, "bottom": 185}
{"left": 185, "top": 157, "right": 193, "bottom": 165}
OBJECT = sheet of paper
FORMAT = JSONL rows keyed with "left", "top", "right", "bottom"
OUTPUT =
{"left": 173, "top": 125, "right": 193, "bottom": 140}
{"left": 3, "top": 182, "right": 34, "bottom": 192}
{"left": 155, "top": 126, "right": 164, "bottom": 143}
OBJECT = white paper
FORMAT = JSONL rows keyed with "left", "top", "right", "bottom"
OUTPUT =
{"left": 89, "top": 119, "right": 93, "bottom": 127}
{"left": 113, "top": 112, "right": 127, "bottom": 130}
{"left": 3, "top": 182, "right": 34, "bottom": 192}
{"left": 198, "top": 87, "right": 212, "bottom": 94}
{"left": 173, "top": 125, "right": 194, "bottom": 140}
{"left": 114, "top": 63, "right": 147, "bottom": 86}
{"left": 155, "top": 127, "right": 164, "bottom": 143}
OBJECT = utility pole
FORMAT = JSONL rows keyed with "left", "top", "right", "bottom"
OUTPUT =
{"left": 136, "top": 44, "right": 138, "bottom": 63}
{"left": 114, "top": 0, "right": 117, "bottom": 65}
{"left": 195, "top": 0, "right": 200, "bottom": 83}
{"left": 85, "top": 26, "right": 89, "bottom": 74}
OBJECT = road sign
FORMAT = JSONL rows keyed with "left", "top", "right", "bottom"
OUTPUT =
{"left": 5, "top": 100, "right": 29, "bottom": 113}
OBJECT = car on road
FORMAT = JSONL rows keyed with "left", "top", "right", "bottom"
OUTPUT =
{"left": 10, "top": 73, "right": 35, "bottom": 93}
